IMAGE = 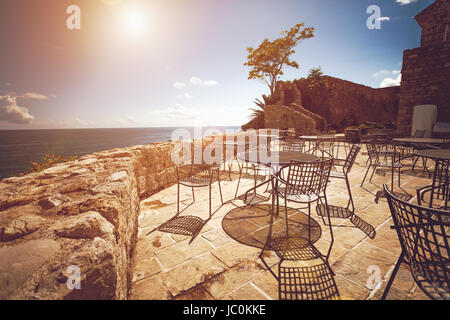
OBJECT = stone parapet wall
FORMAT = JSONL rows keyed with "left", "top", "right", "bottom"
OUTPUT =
{"left": 0, "top": 137, "right": 228, "bottom": 300}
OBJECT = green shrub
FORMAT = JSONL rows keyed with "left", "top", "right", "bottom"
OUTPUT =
{"left": 27, "top": 154, "right": 79, "bottom": 173}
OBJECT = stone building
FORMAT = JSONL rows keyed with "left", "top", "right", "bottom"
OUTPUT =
{"left": 397, "top": 0, "right": 450, "bottom": 133}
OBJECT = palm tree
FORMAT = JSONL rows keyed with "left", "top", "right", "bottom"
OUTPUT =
{"left": 248, "top": 89, "right": 280, "bottom": 123}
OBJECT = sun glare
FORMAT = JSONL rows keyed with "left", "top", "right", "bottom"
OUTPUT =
{"left": 122, "top": 10, "right": 148, "bottom": 36}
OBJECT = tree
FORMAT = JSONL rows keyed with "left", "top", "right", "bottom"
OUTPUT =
{"left": 306, "top": 67, "right": 324, "bottom": 89}
{"left": 244, "top": 23, "right": 314, "bottom": 97}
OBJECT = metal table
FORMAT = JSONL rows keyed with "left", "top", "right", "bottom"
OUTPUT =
{"left": 393, "top": 138, "right": 446, "bottom": 145}
{"left": 298, "top": 134, "right": 341, "bottom": 157}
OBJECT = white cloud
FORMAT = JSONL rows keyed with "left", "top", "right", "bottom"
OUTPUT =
{"left": 190, "top": 76, "right": 219, "bottom": 87}
{"left": 396, "top": 0, "right": 418, "bottom": 5}
{"left": 380, "top": 74, "right": 402, "bottom": 88}
{"left": 19, "top": 92, "right": 52, "bottom": 100}
{"left": 177, "top": 92, "right": 194, "bottom": 100}
{"left": 148, "top": 104, "right": 198, "bottom": 121}
{"left": 392, "top": 70, "right": 401, "bottom": 75}
{"left": 0, "top": 95, "right": 35, "bottom": 124}
{"left": 377, "top": 17, "right": 390, "bottom": 22}
{"left": 373, "top": 70, "right": 390, "bottom": 77}
{"left": 173, "top": 82, "right": 186, "bottom": 90}
{"left": 113, "top": 115, "right": 138, "bottom": 124}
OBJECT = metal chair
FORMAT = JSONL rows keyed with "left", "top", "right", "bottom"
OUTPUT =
{"left": 279, "top": 139, "right": 305, "bottom": 153}
{"left": 316, "top": 136, "right": 335, "bottom": 158}
{"left": 317, "top": 145, "right": 376, "bottom": 238}
{"left": 361, "top": 143, "right": 402, "bottom": 189}
{"left": 259, "top": 158, "right": 337, "bottom": 299}
{"left": 417, "top": 159, "right": 449, "bottom": 210}
{"left": 148, "top": 162, "right": 223, "bottom": 244}
{"left": 234, "top": 145, "right": 272, "bottom": 202}
{"left": 382, "top": 185, "right": 450, "bottom": 300}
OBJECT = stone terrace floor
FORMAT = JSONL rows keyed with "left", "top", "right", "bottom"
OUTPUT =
{"left": 129, "top": 148, "right": 433, "bottom": 300}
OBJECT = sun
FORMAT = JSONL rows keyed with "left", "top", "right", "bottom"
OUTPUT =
{"left": 122, "top": 9, "right": 149, "bottom": 36}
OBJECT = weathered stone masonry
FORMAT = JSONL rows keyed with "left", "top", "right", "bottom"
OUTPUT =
{"left": 397, "top": 0, "right": 450, "bottom": 133}
{"left": 0, "top": 139, "right": 218, "bottom": 299}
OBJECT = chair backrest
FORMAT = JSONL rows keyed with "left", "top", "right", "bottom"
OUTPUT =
{"left": 280, "top": 139, "right": 304, "bottom": 152}
{"left": 384, "top": 185, "right": 450, "bottom": 299}
{"left": 286, "top": 158, "right": 333, "bottom": 195}
{"left": 366, "top": 144, "right": 379, "bottom": 162}
{"left": 343, "top": 144, "right": 361, "bottom": 174}
{"left": 428, "top": 159, "right": 450, "bottom": 209}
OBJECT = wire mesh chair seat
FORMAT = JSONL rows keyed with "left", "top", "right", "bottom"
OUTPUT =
{"left": 382, "top": 185, "right": 450, "bottom": 300}
{"left": 276, "top": 187, "right": 321, "bottom": 203}
{"left": 179, "top": 176, "right": 215, "bottom": 188}
{"left": 329, "top": 170, "right": 346, "bottom": 179}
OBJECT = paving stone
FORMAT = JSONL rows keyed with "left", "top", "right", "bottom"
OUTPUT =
{"left": 134, "top": 234, "right": 175, "bottom": 260}
{"left": 132, "top": 257, "right": 162, "bottom": 282}
{"left": 251, "top": 268, "right": 279, "bottom": 300}
{"left": 211, "top": 241, "right": 261, "bottom": 268}
{"left": 228, "top": 283, "right": 269, "bottom": 300}
{"left": 174, "top": 285, "right": 215, "bottom": 300}
{"left": 201, "top": 229, "right": 233, "bottom": 248}
{"left": 160, "top": 252, "right": 226, "bottom": 296}
{"left": 203, "top": 260, "right": 266, "bottom": 299}
{"left": 156, "top": 237, "right": 214, "bottom": 270}
{"left": 334, "top": 241, "right": 398, "bottom": 290}
{"left": 129, "top": 275, "right": 172, "bottom": 300}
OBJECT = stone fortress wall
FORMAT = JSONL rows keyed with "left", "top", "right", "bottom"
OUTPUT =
{"left": 397, "top": 0, "right": 450, "bottom": 133}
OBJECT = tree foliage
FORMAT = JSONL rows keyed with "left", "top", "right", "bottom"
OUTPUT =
{"left": 248, "top": 89, "right": 280, "bottom": 121}
{"left": 306, "top": 67, "right": 324, "bottom": 89}
{"left": 26, "top": 154, "right": 79, "bottom": 174}
{"left": 244, "top": 23, "right": 314, "bottom": 96}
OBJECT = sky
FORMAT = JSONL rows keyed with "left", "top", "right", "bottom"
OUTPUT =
{"left": 0, "top": 0, "right": 435, "bottom": 129}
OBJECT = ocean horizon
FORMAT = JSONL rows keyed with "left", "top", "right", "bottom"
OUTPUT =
{"left": 0, "top": 126, "right": 241, "bottom": 180}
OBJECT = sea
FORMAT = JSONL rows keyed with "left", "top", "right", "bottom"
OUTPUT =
{"left": 0, "top": 126, "right": 241, "bottom": 180}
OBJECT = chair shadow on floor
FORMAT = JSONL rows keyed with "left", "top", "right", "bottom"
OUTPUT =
{"left": 147, "top": 188, "right": 226, "bottom": 244}
{"left": 316, "top": 204, "right": 376, "bottom": 239}
{"left": 278, "top": 262, "right": 341, "bottom": 300}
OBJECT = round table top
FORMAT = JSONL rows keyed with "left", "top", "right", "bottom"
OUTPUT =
{"left": 414, "top": 149, "right": 450, "bottom": 161}
{"left": 238, "top": 151, "right": 319, "bottom": 166}
{"left": 299, "top": 134, "right": 342, "bottom": 140}
{"left": 393, "top": 138, "right": 446, "bottom": 144}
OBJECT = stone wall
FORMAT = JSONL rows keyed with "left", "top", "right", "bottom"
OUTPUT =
{"left": 292, "top": 76, "right": 400, "bottom": 130}
{"left": 0, "top": 139, "right": 217, "bottom": 300}
{"left": 263, "top": 104, "right": 318, "bottom": 134}
{"left": 397, "top": 0, "right": 450, "bottom": 133}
